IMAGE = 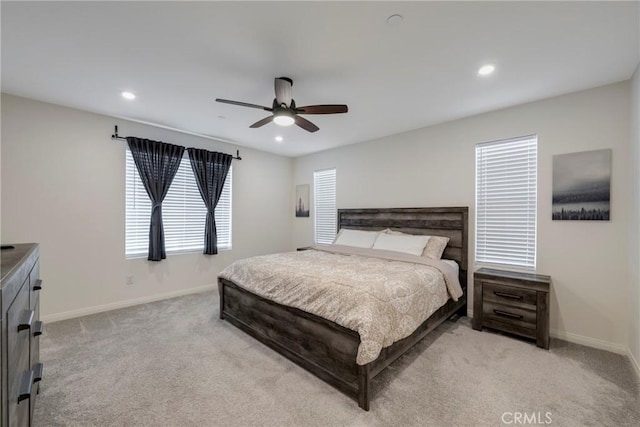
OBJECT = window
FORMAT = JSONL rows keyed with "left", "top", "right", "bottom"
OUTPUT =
{"left": 126, "top": 151, "right": 232, "bottom": 258}
{"left": 314, "top": 168, "right": 336, "bottom": 244}
{"left": 475, "top": 135, "right": 537, "bottom": 269}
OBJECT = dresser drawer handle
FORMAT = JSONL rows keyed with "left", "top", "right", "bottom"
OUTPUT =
{"left": 33, "top": 279, "right": 43, "bottom": 291}
{"left": 33, "top": 363, "right": 44, "bottom": 383}
{"left": 33, "top": 320, "right": 44, "bottom": 337}
{"left": 18, "top": 370, "right": 34, "bottom": 403}
{"left": 493, "top": 309, "right": 523, "bottom": 320}
{"left": 494, "top": 291, "right": 523, "bottom": 300}
{"left": 17, "top": 310, "right": 35, "bottom": 332}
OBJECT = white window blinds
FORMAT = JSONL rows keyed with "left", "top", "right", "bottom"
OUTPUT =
{"left": 126, "top": 150, "right": 232, "bottom": 258}
{"left": 475, "top": 135, "right": 537, "bottom": 269}
{"left": 314, "top": 168, "right": 336, "bottom": 244}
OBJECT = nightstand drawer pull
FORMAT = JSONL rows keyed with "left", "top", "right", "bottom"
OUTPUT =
{"left": 493, "top": 309, "right": 523, "bottom": 320}
{"left": 33, "top": 279, "right": 43, "bottom": 291}
{"left": 493, "top": 291, "right": 523, "bottom": 300}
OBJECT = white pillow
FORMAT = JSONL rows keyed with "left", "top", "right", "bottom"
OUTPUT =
{"left": 372, "top": 233, "right": 430, "bottom": 256}
{"left": 382, "top": 229, "right": 449, "bottom": 259}
{"left": 333, "top": 229, "right": 380, "bottom": 248}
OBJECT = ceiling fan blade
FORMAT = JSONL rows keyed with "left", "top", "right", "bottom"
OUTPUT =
{"left": 216, "top": 98, "right": 272, "bottom": 111}
{"left": 249, "top": 116, "right": 274, "bottom": 128}
{"left": 294, "top": 115, "right": 319, "bottom": 133}
{"left": 274, "top": 77, "right": 293, "bottom": 107}
{"left": 295, "top": 104, "right": 348, "bottom": 114}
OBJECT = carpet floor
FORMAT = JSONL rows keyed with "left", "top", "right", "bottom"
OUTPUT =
{"left": 34, "top": 291, "right": 639, "bottom": 426}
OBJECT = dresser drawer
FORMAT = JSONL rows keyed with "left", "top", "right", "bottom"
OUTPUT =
{"left": 483, "top": 282, "right": 537, "bottom": 308}
{"left": 30, "top": 297, "right": 42, "bottom": 369}
{"left": 29, "top": 260, "right": 41, "bottom": 311}
{"left": 30, "top": 362, "right": 43, "bottom": 420}
{"left": 482, "top": 301, "right": 536, "bottom": 330}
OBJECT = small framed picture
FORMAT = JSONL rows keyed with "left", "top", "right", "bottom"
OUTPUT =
{"left": 295, "top": 184, "right": 310, "bottom": 217}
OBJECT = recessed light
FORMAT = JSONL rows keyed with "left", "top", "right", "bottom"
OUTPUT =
{"left": 121, "top": 91, "right": 136, "bottom": 100}
{"left": 478, "top": 64, "right": 495, "bottom": 76}
{"left": 275, "top": 136, "right": 283, "bottom": 142}
{"left": 387, "top": 14, "right": 403, "bottom": 26}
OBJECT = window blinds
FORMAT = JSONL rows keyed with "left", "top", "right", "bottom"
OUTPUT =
{"left": 126, "top": 150, "right": 232, "bottom": 257}
{"left": 475, "top": 135, "right": 537, "bottom": 269}
{"left": 314, "top": 168, "right": 336, "bottom": 245}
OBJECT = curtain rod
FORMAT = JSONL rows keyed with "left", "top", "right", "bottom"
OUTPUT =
{"left": 110, "top": 125, "right": 242, "bottom": 160}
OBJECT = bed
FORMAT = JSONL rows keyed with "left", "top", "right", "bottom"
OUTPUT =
{"left": 217, "top": 207, "right": 468, "bottom": 410}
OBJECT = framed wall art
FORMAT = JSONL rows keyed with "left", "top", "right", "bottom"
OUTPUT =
{"left": 552, "top": 149, "right": 611, "bottom": 221}
{"left": 295, "top": 184, "right": 310, "bottom": 217}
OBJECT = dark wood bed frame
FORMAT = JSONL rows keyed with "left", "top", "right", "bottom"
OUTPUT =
{"left": 218, "top": 207, "right": 468, "bottom": 410}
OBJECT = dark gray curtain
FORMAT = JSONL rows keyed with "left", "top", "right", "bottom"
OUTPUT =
{"left": 187, "top": 148, "right": 232, "bottom": 255}
{"left": 127, "top": 137, "right": 185, "bottom": 261}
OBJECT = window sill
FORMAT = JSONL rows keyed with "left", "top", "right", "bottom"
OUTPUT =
{"left": 126, "top": 246, "right": 232, "bottom": 260}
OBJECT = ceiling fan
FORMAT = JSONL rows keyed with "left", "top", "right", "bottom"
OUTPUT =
{"left": 216, "top": 77, "right": 348, "bottom": 133}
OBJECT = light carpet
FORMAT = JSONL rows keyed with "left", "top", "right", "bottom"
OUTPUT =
{"left": 34, "top": 291, "right": 640, "bottom": 426}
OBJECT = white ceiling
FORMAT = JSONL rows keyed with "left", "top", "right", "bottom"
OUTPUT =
{"left": 2, "top": 1, "right": 638, "bottom": 157}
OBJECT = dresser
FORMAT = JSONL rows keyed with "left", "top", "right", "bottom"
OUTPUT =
{"left": 1, "top": 244, "right": 43, "bottom": 426}
{"left": 472, "top": 268, "right": 551, "bottom": 349}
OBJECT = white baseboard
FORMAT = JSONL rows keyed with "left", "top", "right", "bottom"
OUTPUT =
{"left": 468, "top": 310, "right": 628, "bottom": 355}
{"left": 42, "top": 284, "right": 217, "bottom": 323}
{"left": 550, "top": 328, "right": 627, "bottom": 355}
{"left": 628, "top": 348, "right": 640, "bottom": 380}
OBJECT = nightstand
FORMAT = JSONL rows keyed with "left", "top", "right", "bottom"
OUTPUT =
{"left": 472, "top": 268, "right": 551, "bottom": 349}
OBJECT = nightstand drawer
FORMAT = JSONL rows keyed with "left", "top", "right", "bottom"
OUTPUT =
{"left": 483, "top": 282, "right": 537, "bottom": 308}
{"left": 482, "top": 301, "right": 536, "bottom": 329}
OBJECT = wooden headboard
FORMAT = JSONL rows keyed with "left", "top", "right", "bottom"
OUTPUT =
{"left": 337, "top": 207, "right": 469, "bottom": 288}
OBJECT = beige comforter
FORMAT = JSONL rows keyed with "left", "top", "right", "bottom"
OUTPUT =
{"left": 218, "top": 245, "right": 463, "bottom": 365}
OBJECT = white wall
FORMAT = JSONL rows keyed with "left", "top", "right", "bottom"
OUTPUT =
{"left": 294, "top": 82, "right": 631, "bottom": 353}
{"left": 1, "top": 94, "right": 293, "bottom": 320}
{"left": 630, "top": 65, "right": 640, "bottom": 372}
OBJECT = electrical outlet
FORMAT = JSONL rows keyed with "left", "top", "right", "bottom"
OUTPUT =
{"left": 126, "top": 275, "right": 134, "bottom": 286}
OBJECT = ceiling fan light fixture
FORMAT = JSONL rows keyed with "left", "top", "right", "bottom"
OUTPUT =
{"left": 273, "top": 110, "right": 295, "bottom": 126}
